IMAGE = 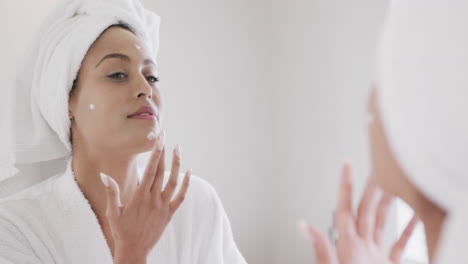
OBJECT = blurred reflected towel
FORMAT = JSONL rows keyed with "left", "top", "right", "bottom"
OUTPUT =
{"left": 378, "top": 1, "right": 468, "bottom": 263}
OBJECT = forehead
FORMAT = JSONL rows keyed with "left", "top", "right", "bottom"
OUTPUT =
{"left": 84, "top": 27, "right": 153, "bottom": 63}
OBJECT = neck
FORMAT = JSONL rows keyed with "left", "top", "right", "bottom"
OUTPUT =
{"left": 408, "top": 191, "right": 447, "bottom": 263}
{"left": 71, "top": 149, "right": 140, "bottom": 219}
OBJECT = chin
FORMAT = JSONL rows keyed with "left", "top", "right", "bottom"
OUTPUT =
{"left": 122, "top": 136, "right": 158, "bottom": 155}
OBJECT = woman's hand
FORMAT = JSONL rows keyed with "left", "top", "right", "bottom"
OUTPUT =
{"left": 100, "top": 131, "right": 191, "bottom": 260}
{"left": 298, "top": 162, "right": 420, "bottom": 264}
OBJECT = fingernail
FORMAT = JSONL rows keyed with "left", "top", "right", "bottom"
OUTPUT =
{"left": 343, "top": 159, "right": 353, "bottom": 181}
{"left": 175, "top": 145, "right": 181, "bottom": 158}
{"left": 297, "top": 219, "right": 315, "bottom": 244}
{"left": 158, "top": 130, "right": 165, "bottom": 150}
{"left": 100, "top": 172, "right": 110, "bottom": 187}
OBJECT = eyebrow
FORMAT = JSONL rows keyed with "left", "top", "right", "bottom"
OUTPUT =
{"left": 95, "top": 53, "right": 156, "bottom": 68}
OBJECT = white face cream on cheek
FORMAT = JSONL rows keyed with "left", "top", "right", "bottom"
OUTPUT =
{"left": 89, "top": 104, "right": 95, "bottom": 110}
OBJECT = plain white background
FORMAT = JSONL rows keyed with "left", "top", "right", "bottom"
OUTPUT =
{"left": 0, "top": 0, "right": 408, "bottom": 263}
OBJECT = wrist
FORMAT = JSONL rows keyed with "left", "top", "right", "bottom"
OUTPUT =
{"left": 114, "top": 255, "right": 147, "bottom": 264}
{"left": 114, "top": 247, "right": 148, "bottom": 264}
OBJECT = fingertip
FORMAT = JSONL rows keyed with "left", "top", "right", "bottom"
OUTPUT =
{"left": 100, "top": 172, "right": 110, "bottom": 188}
{"left": 341, "top": 160, "right": 353, "bottom": 183}
{"left": 343, "top": 159, "right": 352, "bottom": 169}
{"left": 157, "top": 130, "right": 166, "bottom": 151}
{"left": 297, "top": 218, "right": 308, "bottom": 230}
{"left": 106, "top": 175, "right": 119, "bottom": 191}
{"left": 174, "top": 145, "right": 181, "bottom": 159}
{"left": 297, "top": 219, "right": 315, "bottom": 245}
{"left": 184, "top": 170, "right": 192, "bottom": 186}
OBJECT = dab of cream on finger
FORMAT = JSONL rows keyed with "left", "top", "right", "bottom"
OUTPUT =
{"left": 147, "top": 130, "right": 157, "bottom": 140}
{"left": 135, "top": 44, "right": 141, "bottom": 50}
{"left": 89, "top": 104, "right": 95, "bottom": 110}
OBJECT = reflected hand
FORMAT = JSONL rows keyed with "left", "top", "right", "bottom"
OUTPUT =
{"left": 299, "top": 163, "right": 419, "bottom": 264}
{"left": 100, "top": 131, "right": 191, "bottom": 261}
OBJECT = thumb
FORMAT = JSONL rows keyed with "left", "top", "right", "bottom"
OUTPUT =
{"left": 100, "top": 172, "right": 123, "bottom": 217}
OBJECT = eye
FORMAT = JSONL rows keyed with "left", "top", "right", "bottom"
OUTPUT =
{"left": 146, "top": 76, "right": 159, "bottom": 83}
{"left": 108, "top": 72, "right": 127, "bottom": 80}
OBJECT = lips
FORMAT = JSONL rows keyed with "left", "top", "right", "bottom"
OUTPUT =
{"left": 128, "top": 106, "right": 157, "bottom": 118}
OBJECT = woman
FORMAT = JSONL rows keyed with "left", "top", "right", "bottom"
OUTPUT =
{"left": 0, "top": 0, "right": 246, "bottom": 263}
{"left": 299, "top": 1, "right": 468, "bottom": 263}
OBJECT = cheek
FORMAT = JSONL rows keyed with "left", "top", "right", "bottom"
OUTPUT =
{"left": 153, "top": 91, "right": 163, "bottom": 111}
{"left": 152, "top": 93, "right": 164, "bottom": 123}
{"left": 369, "top": 122, "right": 393, "bottom": 191}
{"left": 369, "top": 119, "right": 407, "bottom": 196}
{"left": 78, "top": 95, "right": 125, "bottom": 139}
{"left": 369, "top": 125, "right": 381, "bottom": 176}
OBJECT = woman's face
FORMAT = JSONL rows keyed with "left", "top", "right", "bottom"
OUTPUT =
{"left": 368, "top": 88, "right": 410, "bottom": 198}
{"left": 69, "top": 26, "right": 161, "bottom": 156}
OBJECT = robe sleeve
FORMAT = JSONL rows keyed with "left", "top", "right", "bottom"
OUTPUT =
{"left": 197, "top": 181, "right": 247, "bottom": 264}
{"left": 0, "top": 214, "right": 42, "bottom": 264}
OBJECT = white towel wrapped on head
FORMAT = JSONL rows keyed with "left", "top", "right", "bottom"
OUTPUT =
{"left": 2, "top": 0, "right": 160, "bottom": 188}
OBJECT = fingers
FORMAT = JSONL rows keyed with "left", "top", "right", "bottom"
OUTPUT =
{"left": 100, "top": 173, "right": 123, "bottom": 218}
{"left": 336, "top": 162, "right": 357, "bottom": 237}
{"left": 139, "top": 131, "right": 165, "bottom": 194}
{"left": 169, "top": 170, "right": 191, "bottom": 213}
{"left": 297, "top": 220, "right": 338, "bottom": 264}
{"left": 151, "top": 146, "right": 166, "bottom": 193}
{"left": 161, "top": 146, "right": 181, "bottom": 202}
{"left": 356, "top": 177, "right": 381, "bottom": 241}
{"left": 374, "top": 194, "right": 395, "bottom": 247}
{"left": 390, "top": 215, "right": 420, "bottom": 262}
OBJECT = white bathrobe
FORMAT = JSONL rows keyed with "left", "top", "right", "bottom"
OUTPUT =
{"left": 0, "top": 158, "right": 247, "bottom": 264}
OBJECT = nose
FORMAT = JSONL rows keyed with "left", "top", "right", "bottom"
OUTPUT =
{"left": 136, "top": 76, "right": 153, "bottom": 99}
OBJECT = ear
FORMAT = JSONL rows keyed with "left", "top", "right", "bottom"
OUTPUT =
{"left": 68, "top": 81, "right": 79, "bottom": 115}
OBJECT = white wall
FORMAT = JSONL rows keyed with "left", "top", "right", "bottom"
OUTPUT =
{"left": 1, "top": 0, "right": 395, "bottom": 263}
